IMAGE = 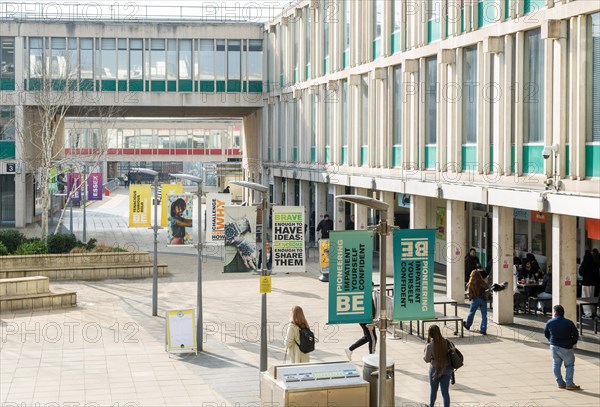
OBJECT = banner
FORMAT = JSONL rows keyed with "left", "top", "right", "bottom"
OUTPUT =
{"left": 67, "top": 173, "right": 82, "bottom": 202}
{"left": 129, "top": 185, "right": 151, "bottom": 228}
{"left": 319, "top": 239, "right": 330, "bottom": 274}
{"left": 393, "top": 229, "right": 435, "bottom": 321}
{"left": 87, "top": 173, "right": 103, "bottom": 201}
{"left": 206, "top": 193, "right": 232, "bottom": 243}
{"left": 167, "top": 194, "right": 193, "bottom": 245}
{"left": 328, "top": 231, "right": 374, "bottom": 324}
{"left": 161, "top": 183, "right": 183, "bottom": 227}
{"left": 48, "top": 168, "right": 58, "bottom": 192}
{"left": 223, "top": 205, "right": 258, "bottom": 273}
{"left": 272, "top": 206, "right": 305, "bottom": 272}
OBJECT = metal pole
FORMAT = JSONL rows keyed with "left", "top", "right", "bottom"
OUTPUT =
{"left": 260, "top": 191, "right": 268, "bottom": 372}
{"left": 378, "top": 210, "right": 388, "bottom": 407}
{"left": 69, "top": 196, "right": 73, "bottom": 233}
{"left": 82, "top": 165, "right": 87, "bottom": 242}
{"left": 197, "top": 181, "right": 203, "bottom": 351}
{"left": 152, "top": 174, "right": 158, "bottom": 316}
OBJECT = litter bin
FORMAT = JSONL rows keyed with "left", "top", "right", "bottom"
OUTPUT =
{"left": 362, "top": 354, "right": 395, "bottom": 407}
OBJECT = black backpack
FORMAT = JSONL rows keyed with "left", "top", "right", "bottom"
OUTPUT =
{"left": 296, "top": 327, "right": 317, "bottom": 353}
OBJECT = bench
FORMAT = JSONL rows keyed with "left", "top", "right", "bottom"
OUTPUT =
{"left": 415, "top": 315, "right": 464, "bottom": 339}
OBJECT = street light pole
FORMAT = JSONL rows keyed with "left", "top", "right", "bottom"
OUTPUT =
{"left": 132, "top": 167, "right": 159, "bottom": 316}
{"left": 335, "top": 195, "right": 390, "bottom": 407}
{"left": 82, "top": 163, "right": 87, "bottom": 243}
{"left": 170, "top": 173, "right": 204, "bottom": 352}
{"left": 231, "top": 180, "right": 269, "bottom": 372}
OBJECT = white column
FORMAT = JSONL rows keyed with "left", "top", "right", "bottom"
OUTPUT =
{"left": 333, "top": 184, "right": 345, "bottom": 230}
{"left": 355, "top": 187, "right": 369, "bottom": 231}
{"left": 446, "top": 200, "right": 467, "bottom": 304}
{"left": 14, "top": 105, "right": 26, "bottom": 228}
{"left": 552, "top": 214, "right": 577, "bottom": 322}
{"left": 410, "top": 195, "right": 427, "bottom": 229}
{"left": 285, "top": 178, "right": 295, "bottom": 206}
{"left": 382, "top": 191, "right": 395, "bottom": 277}
{"left": 273, "top": 176, "right": 283, "bottom": 206}
{"left": 315, "top": 182, "right": 328, "bottom": 237}
{"left": 299, "top": 180, "right": 311, "bottom": 243}
{"left": 492, "top": 206, "right": 514, "bottom": 325}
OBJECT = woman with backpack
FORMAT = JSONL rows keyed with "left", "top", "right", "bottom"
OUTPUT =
{"left": 423, "top": 325, "right": 453, "bottom": 407}
{"left": 464, "top": 269, "right": 489, "bottom": 335}
{"left": 284, "top": 305, "right": 311, "bottom": 363}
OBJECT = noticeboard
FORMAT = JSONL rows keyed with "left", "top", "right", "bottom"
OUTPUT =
{"left": 165, "top": 309, "right": 197, "bottom": 355}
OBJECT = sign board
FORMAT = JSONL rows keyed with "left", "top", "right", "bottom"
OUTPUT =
{"left": 167, "top": 194, "right": 193, "bottom": 246}
{"left": 260, "top": 276, "right": 272, "bottom": 293}
{"left": 393, "top": 229, "right": 435, "bottom": 321}
{"left": 272, "top": 206, "right": 305, "bottom": 272}
{"left": 319, "top": 239, "right": 330, "bottom": 274}
{"left": 161, "top": 183, "right": 183, "bottom": 227}
{"left": 5, "top": 163, "right": 16, "bottom": 173}
{"left": 165, "top": 309, "right": 197, "bottom": 355}
{"left": 87, "top": 173, "right": 103, "bottom": 201}
{"left": 206, "top": 193, "right": 232, "bottom": 243}
{"left": 128, "top": 185, "right": 151, "bottom": 228}
{"left": 328, "top": 231, "right": 374, "bottom": 324}
{"left": 223, "top": 205, "right": 258, "bottom": 273}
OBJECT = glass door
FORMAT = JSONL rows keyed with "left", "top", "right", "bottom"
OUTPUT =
{"left": 0, "top": 175, "right": 16, "bottom": 225}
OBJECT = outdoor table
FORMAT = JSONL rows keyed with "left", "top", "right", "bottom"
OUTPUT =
{"left": 576, "top": 297, "right": 598, "bottom": 336}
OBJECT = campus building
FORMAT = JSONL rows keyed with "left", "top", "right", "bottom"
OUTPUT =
{"left": 0, "top": 1, "right": 599, "bottom": 323}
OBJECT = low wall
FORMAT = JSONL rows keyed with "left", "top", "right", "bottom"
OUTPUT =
{"left": 0, "top": 251, "right": 151, "bottom": 270}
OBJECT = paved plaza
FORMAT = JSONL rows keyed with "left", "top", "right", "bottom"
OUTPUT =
{"left": 1, "top": 189, "right": 599, "bottom": 407}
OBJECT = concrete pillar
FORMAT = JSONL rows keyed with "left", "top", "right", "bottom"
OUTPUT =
{"left": 492, "top": 206, "right": 514, "bottom": 324}
{"left": 315, "top": 182, "right": 328, "bottom": 238}
{"left": 355, "top": 187, "right": 369, "bottom": 231}
{"left": 298, "top": 180, "right": 311, "bottom": 242}
{"left": 446, "top": 200, "right": 467, "bottom": 304}
{"left": 285, "top": 178, "right": 295, "bottom": 206}
{"left": 333, "top": 184, "right": 346, "bottom": 230}
{"left": 410, "top": 195, "right": 427, "bottom": 229}
{"left": 273, "top": 176, "right": 283, "bottom": 206}
{"left": 14, "top": 105, "right": 26, "bottom": 227}
{"left": 382, "top": 191, "right": 395, "bottom": 277}
{"left": 552, "top": 214, "right": 577, "bottom": 322}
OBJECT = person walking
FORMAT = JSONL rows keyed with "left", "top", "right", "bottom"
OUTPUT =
{"left": 464, "top": 248, "right": 481, "bottom": 283}
{"left": 316, "top": 214, "right": 334, "bottom": 239}
{"left": 544, "top": 304, "right": 581, "bottom": 390}
{"left": 344, "top": 297, "right": 376, "bottom": 361}
{"left": 284, "top": 305, "right": 311, "bottom": 364}
{"left": 345, "top": 214, "right": 355, "bottom": 230}
{"left": 579, "top": 251, "right": 599, "bottom": 318}
{"left": 423, "top": 325, "right": 453, "bottom": 407}
{"left": 464, "top": 269, "right": 489, "bottom": 335}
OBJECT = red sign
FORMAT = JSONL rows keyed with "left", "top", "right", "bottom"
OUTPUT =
{"left": 531, "top": 211, "right": 547, "bottom": 223}
{"left": 586, "top": 218, "right": 600, "bottom": 240}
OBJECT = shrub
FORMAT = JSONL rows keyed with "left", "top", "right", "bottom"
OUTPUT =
{"left": 92, "top": 243, "right": 113, "bottom": 253}
{"left": 47, "top": 233, "right": 79, "bottom": 254}
{"left": 85, "top": 238, "right": 97, "bottom": 251}
{"left": 14, "top": 240, "right": 48, "bottom": 255}
{"left": 0, "top": 242, "right": 8, "bottom": 256}
{"left": 70, "top": 247, "right": 87, "bottom": 254}
{"left": 112, "top": 247, "right": 128, "bottom": 253}
{"left": 0, "top": 230, "right": 26, "bottom": 254}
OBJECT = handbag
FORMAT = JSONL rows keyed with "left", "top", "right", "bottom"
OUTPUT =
{"left": 447, "top": 339, "right": 464, "bottom": 370}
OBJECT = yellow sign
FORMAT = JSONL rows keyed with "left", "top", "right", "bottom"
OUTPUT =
{"left": 319, "top": 239, "right": 330, "bottom": 273}
{"left": 161, "top": 183, "right": 183, "bottom": 227}
{"left": 165, "top": 309, "right": 197, "bottom": 354}
{"left": 259, "top": 276, "right": 272, "bottom": 293}
{"left": 129, "top": 185, "right": 151, "bottom": 228}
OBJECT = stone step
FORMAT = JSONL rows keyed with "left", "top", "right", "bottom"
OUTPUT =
{"left": 0, "top": 276, "right": 50, "bottom": 297}
{"left": 0, "top": 252, "right": 152, "bottom": 270}
{"left": 0, "top": 264, "right": 169, "bottom": 281}
{"left": 0, "top": 289, "right": 77, "bottom": 313}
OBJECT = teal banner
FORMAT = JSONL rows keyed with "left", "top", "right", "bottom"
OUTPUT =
{"left": 328, "top": 231, "right": 374, "bottom": 324}
{"left": 393, "top": 229, "right": 436, "bottom": 321}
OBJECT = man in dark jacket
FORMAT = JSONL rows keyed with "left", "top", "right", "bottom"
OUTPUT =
{"left": 316, "top": 214, "right": 334, "bottom": 239}
{"left": 465, "top": 248, "right": 481, "bottom": 283}
{"left": 544, "top": 305, "right": 581, "bottom": 390}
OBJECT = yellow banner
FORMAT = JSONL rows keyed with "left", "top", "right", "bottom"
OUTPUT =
{"left": 259, "top": 276, "right": 272, "bottom": 293}
{"left": 319, "top": 239, "right": 330, "bottom": 273}
{"left": 161, "top": 183, "right": 183, "bottom": 227}
{"left": 129, "top": 185, "right": 151, "bottom": 228}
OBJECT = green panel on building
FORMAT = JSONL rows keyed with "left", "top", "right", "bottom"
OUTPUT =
{"left": 129, "top": 80, "right": 143, "bottom": 91}
{"left": 102, "top": 80, "right": 116, "bottom": 91}
{"left": 522, "top": 144, "right": 544, "bottom": 174}
{"left": 462, "top": 145, "right": 477, "bottom": 171}
{"left": 0, "top": 79, "right": 15, "bottom": 90}
{"left": 586, "top": 144, "right": 600, "bottom": 178}
{"left": 524, "top": 0, "right": 545, "bottom": 14}
{"left": 428, "top": 19, "right": 441, "bottom": 43}
{"left": 0, "top": 141, "right": 16, "bottom": 159}
{"left": 118, "top": 80, "right": 127, "bottom": 91}
{"left": 360, "top": 146, "right": 368, "bottom": 166}
{"left": 325, "top": 146, "right": 331, "bottom": 163}
{"left": 373, "top": 39, "right": 381, "bottom": 60}
{"left": 200, "top": 81, "right": 214, "bottom": 92}
{"left": 341, "top": 146, "right": 348, "bottom": 165}
{"left": 216, "top": 81, "right": 226, "bottom": 92}
{"left": 392, "top": 146, "right": 402, "bottom": 167}
{"left": 248, "top": 81, "right": 263, "bottom": 93}
{"left": 425, "top": 146, "right": 437, "bottom": 169}
{"left": 311, "top": 146, "right": 316, "bottom": 163}
{"left": 391, "top": 33, "right": 401, "bottom": 54}
{"left": 167, "top": 81, "right": 176, "bottom": 92}
{"left": 179, "top": 80, "right": 192, "bottom": 92}
{"left": 151, "top": 81, "right": 165, "bottom": 92}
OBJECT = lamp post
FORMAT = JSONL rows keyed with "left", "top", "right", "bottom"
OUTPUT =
{"left": 230, "top": 180, "right": 269, "bottom": 372}
{"left": 132, "top": 167, "right": 159, "bottom": 316}
{"left": 82, "top": 162, "right": 88, "bottom": 243}
{"left": 170, "top": 173, "right": 204, "bottom": 352}
{"left": 335, "top": 194, "right": 390, "bottom": 407}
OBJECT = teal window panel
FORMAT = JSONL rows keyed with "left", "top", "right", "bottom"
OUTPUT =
{"left": 0, "top": 141, "right": 15, "bottom": 159}
{"left": 118, "top": 80, "right": 127, "bottom": 91}
{"left": 428, "top": 20, "right": 441, "bottom": 43}
{"left": 52, "top": 80, "right": 66, "bottom": 91}
{"left": 167, "top": 80, "right": 176, "bottom": 92}
{"left": 248, "top": 81, "right": 263, "bottom": 93}
{"left": 0, "top": 79, "right": 15, "bottom": 90}
{"left": 227, "top": 80, "right": 241, "bottom": 92}
{"left": 462, "top": 145, "right": 477, "bottom": 171}
{"left": 101, "top": 80, "right": 116, "bottom": 91}
{"left": 479, "top": 0, "right": 496, "bottom": 27}
{"left": 373, "top": 39, "right": 381, "bottom": 60}
{"left": 586, "top": 144, "right": 600, "bottom": 177}
{"left": 280, "top": 74, "right": 284, "bottom": 89}
{"left": 565, "top": 144, "right": 570, "bottom": 177}
{"left": 151, "top": 81, "right": 165, "bottom": 92}
{"left": 324, "top": 57, "right": 329, "bottom": 74}
{"left": 68, "top": 80, "right": 77, "bottom": 91}
{"left": 360, "top": 146, "right": 368, "bottom": 166}
{"left": 79, "top": 79, "right": 94, "bottom": 91}
{"left": 489, "top": 145, "right": 494, "bottom": 172}
{"left": 293, "top": 147, "right": 298, "bottom": 162}
{"left": 129, "top": 80, "right": 143, "bottom": 91}
{"left": 511, "top": 144, "right": 515, "bottom": 173}
{"left": 524, "top": 0, "right": 544, "bottom": 14}
{"left": 505, "top": 0, "right": 510, "bottom": 20}
{"left": 243, "top": 82, "right": 247, "bottom": 92}
{"left": 145, "top": 80, "right": 149, "bottom": 90}
{"left": 425, "top": 145, "right": 437, "bottom": 169}
{"left": 96, "top": 80, "right": 101, "bottom": 90}
{"left": 392, "top": 146, "right": 402, "bottom": 167}
{"left": 325, "top": 146, "right": 331, "bottom": 163}
{"left": 267, "top": 148, "right": 271, "bottom": 161}
{"left": 461, "top": 9, "right": 465, "bottom": 33}
{"left": 305, "top": 64, "right": 311, "bottom": 80}
{"left": 277, "top": 147, "right": 282, "bottom": 161}
{"left": 343, "top": 50, "right": 349, "bottom": 68}
{"left": 23, "top": 79, "right": 27, "bottom": 90}
{"left": 311, "top": 146, "right": 316, "bottom": 163}
{"left": 341, "top": 146, "right": 348, "bottom": 165}
{"left": 522, "top": 144, "right": 544, "bottom": 174}
{"left": 392, "top": 33, "right": 401, "bottom": 54}
{"left": 179, "top": 80, "right": 192, "bottom": 92}
{"left": 194, "top": 81, "right": 199, "bottom": 92}
{"left": 216, "top": 81, "right": 226, "bottom": 92}
{"left": 200, "top": 81, "right": 214, "bottom": 92}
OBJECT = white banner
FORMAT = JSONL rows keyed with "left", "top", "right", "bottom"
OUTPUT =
{"left": 272, "top": 206, "right": 305, "bottom": 273}
{"left": 224, "top": 206, "right": 258, "bottom": 273}
{"left": 205, "top": 193, "right": 232, "bottom": 243}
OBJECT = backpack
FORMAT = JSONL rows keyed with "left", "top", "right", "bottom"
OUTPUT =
{"left": 296, "top": 327, "right": 317, "bottom": 353}
{"left": 447, "top": 340, "right": 464, "bottom": 370}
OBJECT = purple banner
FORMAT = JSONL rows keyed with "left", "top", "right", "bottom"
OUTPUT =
{"left": 87, "top": 173, "right": 103, "bottom": 201}
{"left": 67, "top": 173, "right": 82, "bottom": 202}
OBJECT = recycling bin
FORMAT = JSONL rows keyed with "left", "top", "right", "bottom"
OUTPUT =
{"left": 362, "top": 354, "right": 395, "bottom": 407}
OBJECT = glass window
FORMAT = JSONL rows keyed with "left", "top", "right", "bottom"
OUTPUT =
{"left": 591, "top": 13, "right": 600, "bottom": 142}
{"left": 293, "top": 19, "right": 298, "bottom": 77}
{"left": 167, "top": 39, "right": 177, "bottom": 80}
{"left": 292, "top": 100, "right": 298, "bottom": 153}
{"left": 394, "top": 65, "right": 402, "bottom": 145}
{"left": 429, "top": 0, "right": 442, "bottom": 20}
{"left": 524, "top": 29, "right": 544, "bottom": 143}
{"left": 306, "top": 8, "right": 311, "bottom": 69}
{"left": 374, "top": 0, "right": 384, "bottom": 39}
{"left": 342, "top": 80, "right": 348, "bottom": 147}
{"left": 29, "top": 37, "right": 43, "bottom": 78}
{"left": 324, "top": 0, "right": 330, "bottom": 62}
{"left": 129, "top": 39, "right": 143, "bottom": 80}
{"left": 463, "top": 46, "right": 477, "bottom": 144}
{"left": 325, "top": 92, "right": 331, "bottom": 147}
{"left": 425, "top": 56, "right": 437, "bottom": 145}
{"left": 178, "top": 40, "right": 192, "bottom": 80}
{"left": 227, "top": 40, "right": 241, "bottom": 80}
{"left": 248, "top": 40, "right": 262, "bottom": 81}
{"left": 394, "top": 0, "right": 402, "bottom": 32}
{"left": 216, "top": 40, "right": 225, "bottom": 81}
{"left": 311, "top": 95, "right": 317, "bottom": 150}
{"left": 101, "top": 38, "right": 116, "bottom": 79}
{"left": 50, "top": 37, "right": 66, "bottom": 79}
{"left": 344, "top": 0, "right": 350, "bottom": 51}
{"left": 117, "top": 39, "right": 127, "bottom": 80}
{"left": 150, "top": 39, "right": 165, "bottom": 80}
{"left": 0, "top": 37, "right": 15, "bottom": 79}
{"left": 199, "top": 39, "right": 214, "bottom": 81}
{"left": 278, "top": 25, "right": 285, "bottom": 83}
{"left": 0, "top": 106, "right": 15, "bottom": 141}
{"left": 361, "top": 74, "right": 368, "bottom": 146}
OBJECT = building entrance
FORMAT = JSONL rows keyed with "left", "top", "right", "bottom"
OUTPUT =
{"left": 0, "top": 174, "right": 15, "bottom": 225}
